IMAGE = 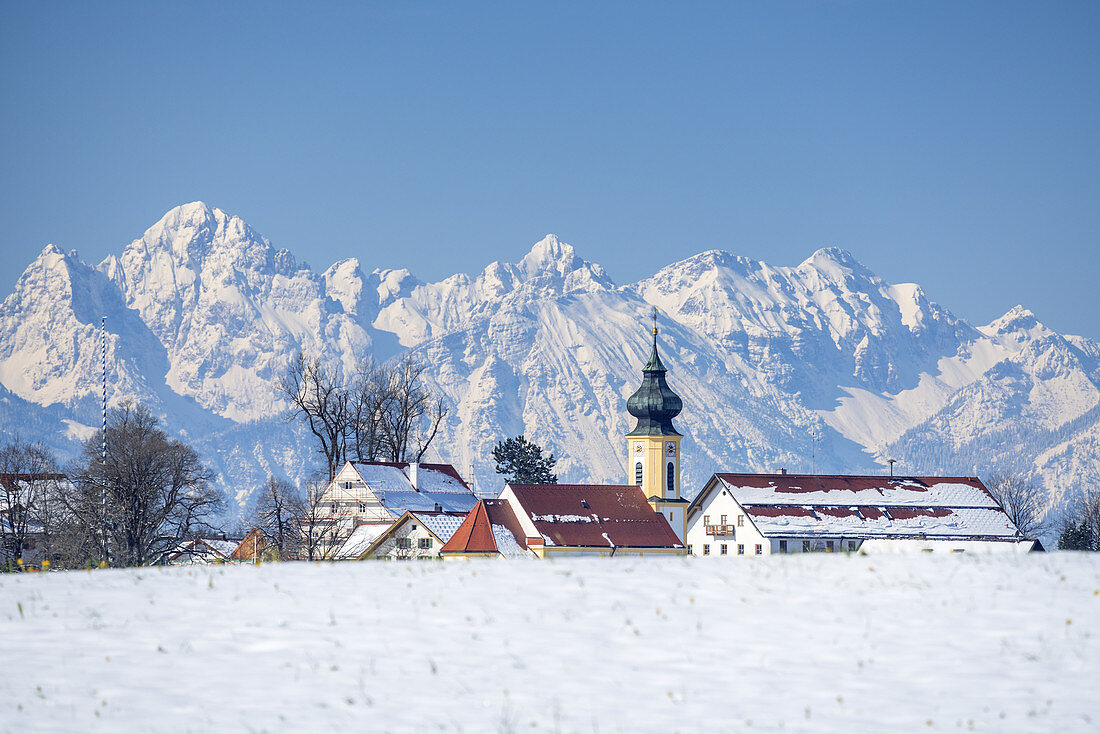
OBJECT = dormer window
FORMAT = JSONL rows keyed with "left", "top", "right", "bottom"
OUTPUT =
{"left": 581, "top": 499, "right": 590, "bottom": 509}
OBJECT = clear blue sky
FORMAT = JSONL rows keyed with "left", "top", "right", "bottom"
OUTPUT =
{"left": 2, "top": 1, "right": 1097, "bottom": 337}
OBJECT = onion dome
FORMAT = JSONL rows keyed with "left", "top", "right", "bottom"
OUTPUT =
{"left": 626, "top": 321, "right": 683, "bottom": 436}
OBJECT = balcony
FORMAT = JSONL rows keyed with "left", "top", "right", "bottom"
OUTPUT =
{"left": 705, "top": 524, "right": 736, "bottom": 537}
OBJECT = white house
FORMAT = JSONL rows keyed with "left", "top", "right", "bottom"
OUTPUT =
{"left": 312, "top": 461, "right": 479, "bottom": 557}
{"left": 349, "top": 510, "right": 467, "bottom": 560}
{"left": 685, "top": 473, "right": 1039, "bottom": 556}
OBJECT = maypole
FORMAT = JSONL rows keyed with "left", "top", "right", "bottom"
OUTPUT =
{"left": 101, "top": 316, "right": 108, "bottom": 564}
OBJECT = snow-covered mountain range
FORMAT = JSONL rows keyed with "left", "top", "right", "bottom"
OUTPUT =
{"left": 2, "top": 202, "right": 1097, "bottom": 527}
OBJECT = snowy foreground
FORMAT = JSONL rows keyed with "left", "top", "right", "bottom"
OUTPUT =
{"left": 2, "top": 555, "right": 1098, "bottom": 733}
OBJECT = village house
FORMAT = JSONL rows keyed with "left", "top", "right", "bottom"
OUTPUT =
{"left": 352, "top": 510, "right": 467, "bottom": 560}
{"left": 163, "top": 538, "right": 240, "bottom": 565}
{"left": 1, "top": 472, "right": 68, "bottom": 565}
{"left": 685, "top": 472, "right": 1039, "bottom": 556}
{"left": 311, "top": 460, "right": 478, "bottom": 557}
{"left": 439, "top": 500, "right": 532, "bottom": 559}
{"left": 229, "top": 528, "right": 268, "bottom": 562}
{"left": 493, "top": 483, "right": 684, "bottom": 558}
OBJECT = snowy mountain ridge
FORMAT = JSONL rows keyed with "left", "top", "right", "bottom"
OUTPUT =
{"left": 1, "top": 202, "right": 1097, "bottom": 526}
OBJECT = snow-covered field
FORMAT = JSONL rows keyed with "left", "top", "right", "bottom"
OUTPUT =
{"left": 2, "top": 554, "right": 1098, "bottom": 733}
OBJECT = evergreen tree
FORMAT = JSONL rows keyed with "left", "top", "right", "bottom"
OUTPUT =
{"left": 492, "top": 435, "right": 557, "bottom": 484}
{"left": 1057, "top": 521, "right": 1092, "bottom": 551}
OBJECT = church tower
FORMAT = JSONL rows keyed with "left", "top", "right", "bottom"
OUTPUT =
{"left": 626, "top": 309, "right": 687, "bottom": 541}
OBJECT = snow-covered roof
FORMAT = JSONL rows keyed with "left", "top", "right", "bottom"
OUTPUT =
{"left": 508, "top": 484, "right": 683, "bottom": 549}
{"left": 440, "top": 500, "right": 531, "bottom": 557}
{"left": 334, "top": 523, "right": 393, "bottom": 559}
{"left": 700, "top": 474, "right": 1023, "bottom": 540}
{"left": 205, "top": 539, "right": 240, "bottom": 557}
{"left": 409, "top": 512, "right": 466, "bottom": 544}
{"left": 166, "top": 538, "right": 237, "bottom": 562}
{"left": 348, "top": 461, "right": 479, "bottom": 514}
{"left": 745, "top": 506, "right": 1019, "bottom": 539}
{"left": 713, "top": 474, "right": 999, "bottom": 508}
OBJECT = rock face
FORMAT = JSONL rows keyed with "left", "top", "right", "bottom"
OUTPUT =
{"left": 1, "top": 202, "right": 1097, "bottom": 532}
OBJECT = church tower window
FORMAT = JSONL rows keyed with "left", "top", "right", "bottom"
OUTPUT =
{"left": 635, "top": 462, "right": 643, "bottom": 485}
{"left": 666, "top": 462, "right": 675, "bottom": 495}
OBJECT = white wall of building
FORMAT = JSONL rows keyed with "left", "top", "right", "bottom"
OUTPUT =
{"left": 685, "top": 490, "right": 769, "bottom": 557}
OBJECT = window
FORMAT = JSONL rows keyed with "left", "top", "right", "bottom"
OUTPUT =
{"left": 396, "top": 538, "right": 412, "bottom": 550}
{"left": 848, "top": 541, "right": 858, "bottom": 552}
{"left": 687, "top": 544, "right": 693, "bottom": 555}
{"left": 358, "top": 503, "right": 366, "bottom": 513}
{"left": 581, "top": 500, "right": 590, "bottom": 509}
{"left": 344, "top": 481, "right": 353, "bottom": 490}
{"left": 720, "top": 514, "right": 727, "bottom": 524}
{"left": 737, "top": 544, "right": 744, "bottom": 555}
{"left": 802, "top": 540, "right": 811, "bottom": 552}
{"left": 330, "top": 502, "right": 337, "bottom": 514}
{"left": 635, "top": 462, "right": 643, "bottom": 485}
{"left": 667, "top": 512, "right": 672, "bottom": 521}
{"left": 755, "top": 544, "right": 762, "bottom": 555}
{"left": 779, "top": 540, "right": 788, "bottom": 553}
{"left": 825, "top": 541, "right": 834, "bottom": 552}
{"left": 704, "top": 515, "right": 710, "bottom": 526}
{"left": 720, "top": 544, "right": 728, "bottom": 555}
{"left": 703, "top": 544, "right": 710, "bottom": 556}
{"left": 737, "top": 515, "right": 745, "bottom": 527}
{"left": 418, "top": 537, "right": 432, "bottom": 550}
{"left": 666, "top": 462, "right": 675, "bottom": 495}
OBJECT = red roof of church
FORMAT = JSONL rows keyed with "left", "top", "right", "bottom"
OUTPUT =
{"left": 440, "top": 500, "right": 528, "bottom": 556}
{"left": 507, "top": 484, "right": 683, "bottom": 549}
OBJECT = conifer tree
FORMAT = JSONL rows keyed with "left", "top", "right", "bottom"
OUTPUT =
{"left": 492, "top": 435, "right": 557, "bottom": 484}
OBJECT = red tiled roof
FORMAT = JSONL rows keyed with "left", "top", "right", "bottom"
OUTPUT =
{"left": 748, "top": 506, "right": 816, "bottom": 518}
{"left": 0, "top": 473, "right": 66, "bottom": 490}
{"left": 440, "top": 500, "right": 527, "bottom": 555}
{"left": 715, "top": 473, "right": 989, "bottom": 496}
{"left": 885, "top": 507, "right": 952, "bottom": 520}
{"left": 507, "top": 484, "right": 682, "bottom": 548}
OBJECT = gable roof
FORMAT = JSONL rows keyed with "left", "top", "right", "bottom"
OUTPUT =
{"left": 706, "top": 474, "right": 1000, "bottom": 508}
{"left": 347, "top": 461, "right": 479, "bottom": 514}
{"left": 695, "top": 474, "right": 1023, "bottom": 541}
{"left": 334, "top": 522, "right": 393, "bottom": 559}
{"left": 507, "top": 484, "right": 683, "bottom": 549}
{"left": 440, "top": 500, "right": 529, "bottom": 557}
{"left": 350, "top": 511, "right": 468, "bottom": 559}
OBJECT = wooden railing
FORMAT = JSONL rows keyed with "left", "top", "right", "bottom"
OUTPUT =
{"left": 705, "top": 524, "right": 736, "bottom": 536}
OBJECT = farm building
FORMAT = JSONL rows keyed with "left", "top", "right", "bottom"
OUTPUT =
{"left": 685, "top": 473, "right": 1039, "bottom": 556}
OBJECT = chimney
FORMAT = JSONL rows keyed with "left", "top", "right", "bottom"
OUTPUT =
{"left": 780, "top": 468, "right": 787, "bottom": 475}
{"left": 434, "top": 502, "right": 442, "bottom": 512}
{"left": 409, "top": 462, "right": 419, "bottom": 491}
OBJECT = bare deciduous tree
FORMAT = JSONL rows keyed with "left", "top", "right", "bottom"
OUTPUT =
{"left": 281, "top": 352, "right": 449, "bottom": 473}
{"left": 296, "top": 475, "right": 330, "bottom": 561}
{"left": 375, "top": 354, "right": 448, "bottom": 463}
{"left": 66, "top": 403, "right": 222, "bottom": 567}
{"left": 251, "top": 476, "right": 304, "bottom": 559}
{"left": 279, "top": 354, "right": 351, "bottom": 480}
{"left": 986, "top": 471, "right": 1047, "bottom": 538}
{"left": 348, "top": 359, "right": 389, "bottom": 463}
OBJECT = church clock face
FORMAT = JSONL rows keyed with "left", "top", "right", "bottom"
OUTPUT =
{"left": 633, "top": 442, "right": 644, "bottom": 456}
{"left": 666, "top": 441, "right": 677, "bottom": 457}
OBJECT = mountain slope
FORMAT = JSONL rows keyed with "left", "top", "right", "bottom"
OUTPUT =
{"left": 0, "top": 203, "right": 1095, "bottom": 532}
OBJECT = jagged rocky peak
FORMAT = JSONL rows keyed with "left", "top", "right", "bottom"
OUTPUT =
{"left": 988, "top": 305, "right": 1045, "bottom": 336}
{"left": 119, "top": 201, "right": 304, "bottom": 282}
{"left": 477, "top": 234, "right": 613, "bottom": 297}
{"left": 797, "top": 246, "right": 878, "bottom": 284}
{"left": 322, "top": 258, "right": 366, "bottom": 316}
